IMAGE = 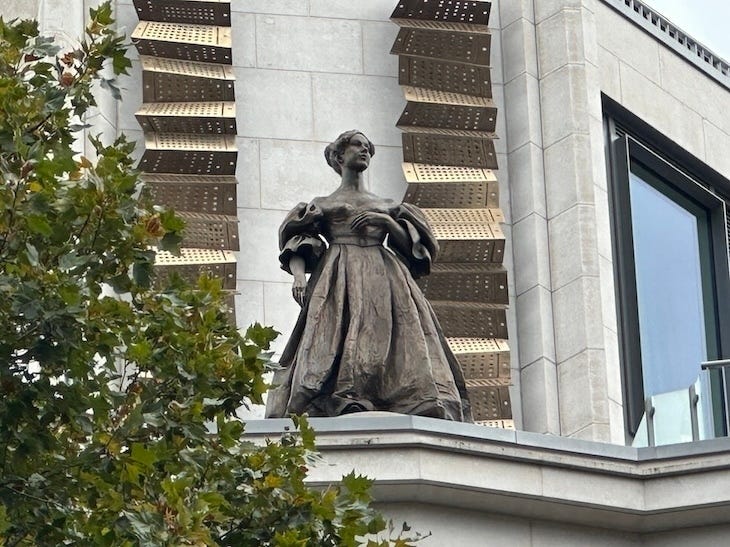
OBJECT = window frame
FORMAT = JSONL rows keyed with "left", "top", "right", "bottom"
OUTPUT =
{"left": 604, "top": 98, "right": 730, "bottom": 438}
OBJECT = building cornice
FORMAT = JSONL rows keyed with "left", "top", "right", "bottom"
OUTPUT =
{"left": 245, "top": 414, "right": 730, "bottom": 533}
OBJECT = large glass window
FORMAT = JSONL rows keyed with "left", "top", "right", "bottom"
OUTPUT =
{"left": 607, "top": 129, "right": 730, "bottom": 445}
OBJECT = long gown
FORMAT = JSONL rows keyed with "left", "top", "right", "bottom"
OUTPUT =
{"left": 264, "top": 192, "right": 473, "bottom": 422}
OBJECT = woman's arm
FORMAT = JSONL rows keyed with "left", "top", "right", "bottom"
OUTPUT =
{"left": 289, "top": 255, "right": 307, "bottom": 307}
{"left": 349, "top": 211, "right": 410, "bottom": 255}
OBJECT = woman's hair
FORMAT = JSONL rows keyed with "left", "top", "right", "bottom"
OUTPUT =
{"left": 324, "top": 130, "right": 375, "bottom": 175}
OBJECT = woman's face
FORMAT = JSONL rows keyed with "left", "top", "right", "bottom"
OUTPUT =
{"left": 341, "top": 133, "right": 371, "bottom": 172}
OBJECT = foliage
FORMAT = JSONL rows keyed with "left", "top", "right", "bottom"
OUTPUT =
{"left": 0, "top": 4, "right": 425, "bottom": 545}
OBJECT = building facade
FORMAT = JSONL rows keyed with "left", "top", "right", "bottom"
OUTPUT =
{"left": 4, "top": 0, "right": 730, "bottom": 544}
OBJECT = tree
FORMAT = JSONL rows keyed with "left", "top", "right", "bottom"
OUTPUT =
{"left": 0, "top": 5, "right": 424, "bottom": 545}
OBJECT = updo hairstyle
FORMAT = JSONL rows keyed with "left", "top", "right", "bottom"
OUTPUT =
{"left": 324, "top": 130, "right": 376, "bottom": 175}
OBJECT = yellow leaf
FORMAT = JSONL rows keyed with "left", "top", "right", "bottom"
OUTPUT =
{"left": 264, "top": 474, "right": 284, "bottom": 489}
{"left": 28, "top": 182, "right": 42, "bottom": 192}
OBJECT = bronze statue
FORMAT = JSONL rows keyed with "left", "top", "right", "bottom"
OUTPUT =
{"left": 265, "top": 130, "right": 472, "bottom": 422}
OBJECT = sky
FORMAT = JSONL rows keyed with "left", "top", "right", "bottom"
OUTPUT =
{"left": 643, "top": 0, "right": 730, "bottom": 61}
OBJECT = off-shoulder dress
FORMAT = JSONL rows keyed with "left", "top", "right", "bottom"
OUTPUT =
{"left": 264, "top": 193, "right": 472, "bottom": 422}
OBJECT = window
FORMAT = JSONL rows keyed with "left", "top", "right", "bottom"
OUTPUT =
{"left": 605, "top": 103, "right": 730, "bottom": 445}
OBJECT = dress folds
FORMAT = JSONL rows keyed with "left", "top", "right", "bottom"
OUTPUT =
{"left": 265, "top": 197, "right": 472, "bottom": 422}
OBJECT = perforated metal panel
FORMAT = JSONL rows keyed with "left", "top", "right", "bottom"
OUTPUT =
{"left": 403, "top": 164, "right": 500, "bottom": 207}
{"left": 391, "top": 0, "right": 492, "bottom": 32}
{"left": 178, "top": 212, "right": 239, "bottom": 250}
{"left": 447, "top": 337, "right": 510, "bottom": 380}
{"left": 405, "top": 181, "right": 496, "bottom": 208}
{"left": 402, "top": 133, "right": 497, "bottom": 168}
{"left": 466, "top": 382, "right": 512, "bottom": 421}
{"left": 136, "top": 101, "right": 236, "bottom": 134}
{"left": 133, "top": 0, "right": 231, "bottom": 26}
{"left": 141, "top": 56, "right": 235, "bottom": 102}
{"left": 431, "top": 225, "right": 505, "bottom": 263}
{"left": 403, "top": 162, "right": 496, "bottom": 183}
{"left": 398, "top": 101, "right": 496, "bottom": 133}
{"left": 140, "top": 134, "right": 237, "bottom": 175}
{"left": 417, "top": 264, "right": 507, "bottom": 304}
{"left": 391, "top": 28, "right": 490, "bottom": 65}
{"left": 399, "top": 56, "right": 492, "bottom": 98}
{"left": 144, "top": 174, "right": 237, "bottom": 215}
{"left": 155, "top": 248, "right": 236, "bottom": 288}
{"left": 424, "top": 207, "right": 504, "bottom": 223}
{"left": 132, "top": 21, "right": 232, "bottom": 64}
{"left": 476, "top": 419, "right": 514, "bottom": 429}
{"left": 403, "top": 86, "right": 493, "bottom": 106}
{"left": 431, "top": 301, "right": 507, "bottom": 339}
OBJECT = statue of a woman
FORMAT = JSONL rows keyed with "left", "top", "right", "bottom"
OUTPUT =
{"left": 265, "top": 130, "right": 472, "bottom": 422}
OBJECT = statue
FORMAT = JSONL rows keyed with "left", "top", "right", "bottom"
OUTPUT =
{"left": 265, "top": 130, "right": 472, "bottom": 422}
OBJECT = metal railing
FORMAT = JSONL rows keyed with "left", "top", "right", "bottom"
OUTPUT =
{"left": 637, "top": 360, "right": 730, "bottom": 447}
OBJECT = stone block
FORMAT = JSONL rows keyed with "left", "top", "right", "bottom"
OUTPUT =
{"left": 512, "top": 214, "right": 551, "bottom": 295}
{"left": 552, "top": 276, "right": 604, "bottom": 363}
{"left": 595, "top": 2, "right": 661, "bottom": 85}
{"left": 557, "top": 349, "right": 609, "bottom": 436}
{"left": 115, "top": 60, "right": 143, "bottom": 132}
{"left": 536, "top": 9, "right": 585, "bottom": 78}
{"left": 598, "top": 46, "right": 621, "bottom": 100}
{"left": 312, "top": 74, "right": 403, "bottom": 147}
{"left": 548, "top": 204, "right": 599, "bottom": 290}
{"left": 502, "top": 18, "right": 537, "bottom": 83}
{"left": 492, "top": 84, "right": 508, "bottom": 156}
{"left": 516, "top": 285, "right": 556, "bottom": 366}
{"left": 608, "top": 396, "right": 625, "bottom": 445}
{"left": 234, "top": 280, "right": 265, "bottom": 333}
{"left": 260, "top": 139, "right": 336, "bottom": 210}
{"left": 235, "top": 137, "right": 261, "bottom": 209}
{"left": 544, "top": 133, "right": 594, "bottom": 219}
{"left": 534, "top": 0, "right": 588, "bottom": 24}
{"left": 644, "top": 469, "right": 730, "bottom": 512}
{"left": 380, "top": 504, "right": 532, "bottom": 547}
{"left": 539, "top": 64, "right": 590, "bottom": 148}
{"left": 237, "top": 207, "right": 291, "bottom": 283}
{"left": 363, "top": 21, "right": 399, "bottom": 77}
{"left": 660, "top": 48, "right": 730, "bottom": 137}
{"left": 231, "top": 0, "right": 309, "bottom": 16}
{"left": 618, "top": 63, "right": 706, "bottom": 161}
{"left": 122, "top": 129, "right": 145, "bottom": 163}
{"left": 0, "top": 0, "right": 39, "bottom": 19}
{"left": 230, "top": 12, "right": 256, "bottom": 68}
{"left": 508, "top": 143, "right": 547, "bottom": 223}
{"left": 367, "top": 145, "right": 406, "bottom": 202}
{"left": 520, "top": 358, "right": 560, "bottom": 434}
{"left": 256, "top": 14, "right": 362, "bottom": 74}
{"left": 499, "top": 0, "right": 535, "bottom": 28}
{"left": 263, "top": 282, "right": 301, "bottom": 355}
{"left": 235, "top": 68, "right": 313, "bottom": 140}
{"left": 505, "top": 73, "right": 542, "bottom": 152}
{"left": 703, "top": 120, "right": 730, "bottom": 181}
{"left": 115, "top": 3, "right": 139, "bottom": 60}
{"left": 309, "top": 0, "right": 394, "bottom": 21}
{"left": 542, "top": 466, "right": 641, "bottom": 513}
{"left": 604, "top": 326, "right": 621, "bottom": 403}
{"left": 598, "top": 255, "right": 617, "bottom": 333}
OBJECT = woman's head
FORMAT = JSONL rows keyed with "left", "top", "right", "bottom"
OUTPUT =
{"left": 324, "top": 130, "right": 375, "bottom": 175}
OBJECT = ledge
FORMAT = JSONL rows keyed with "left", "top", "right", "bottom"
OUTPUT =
{"left": 244, "top": 414, "right": 730, "bottom": 533}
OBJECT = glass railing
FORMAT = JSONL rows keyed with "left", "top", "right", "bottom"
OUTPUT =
{"left": 632, "top": 360, "right": 730, "bottom": 447}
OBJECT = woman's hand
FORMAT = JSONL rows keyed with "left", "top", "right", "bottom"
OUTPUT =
{"left": 289, "top": 255, "right": 308, "bottom": 307}
{"left": 350, "top": 211, "right": 395, "bottom": 232}
{"left": 292, "top": 273, "right": 307, "bottom": 307}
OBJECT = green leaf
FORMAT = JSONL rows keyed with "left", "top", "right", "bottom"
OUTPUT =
{"left": 26, "top": 214, "right": 53, "bottom": 236}
{"left": 130, "top": 443, "right": 157, "bottom": 468}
